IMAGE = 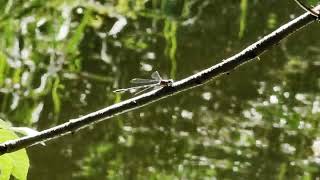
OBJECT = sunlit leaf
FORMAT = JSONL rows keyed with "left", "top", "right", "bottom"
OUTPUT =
{"left": 10, "top": 147, "right": 29, "bottom": 180}
{"left": 0, "top": 129, "right": 29, "bottom": 180}
{"left": 0, "top": 119, "right": 11, "bottom": 129}
{"left": 0, "top": 155, "right": 12, "bottom": 180}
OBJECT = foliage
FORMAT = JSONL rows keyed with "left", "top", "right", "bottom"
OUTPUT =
{"left": 0, "top": 0, "right": 320, "bottom": 180}
{"left": 0, "top": 120, "right": 29, "bottom": 180}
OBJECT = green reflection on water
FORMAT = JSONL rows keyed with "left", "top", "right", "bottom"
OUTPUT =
{"left": 0, "top": 0, "right": 320, "bottom": 179}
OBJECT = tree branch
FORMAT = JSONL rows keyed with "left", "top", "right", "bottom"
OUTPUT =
{"left": 294, "top": 0, "right": 320, "bottom": 18}
{"left": 0, "top": 5, "right": 320, "bottom": 155}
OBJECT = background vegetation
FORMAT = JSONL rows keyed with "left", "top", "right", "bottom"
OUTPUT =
{"left": 0, "top": 0, "right": 320, "bottom": 179}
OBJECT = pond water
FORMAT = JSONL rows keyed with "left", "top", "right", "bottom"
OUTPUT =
{"left": 1, "top": 1, "right": 320, "bottom": 179}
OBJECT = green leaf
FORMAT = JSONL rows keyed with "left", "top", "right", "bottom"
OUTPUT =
{"left": 0, "top": 155, "right": 13, "bottom": 180}
{"left": 66, "top": 9, "right": 92, "bottom": 53}
{"left": 52, "top": 77, "right": 61, "bottom": 115}
{"left": 0, "top": 119, "right": 11, "bottom": 129}
{"left": 11, "top": 148, "right": 29, "bottom": 180}
{"left": 0, "top": 129, "right": 29, "bottom": 180}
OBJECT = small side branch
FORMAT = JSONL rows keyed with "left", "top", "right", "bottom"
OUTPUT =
{"left": 294, "top": 0, "right": 320, "bottom": 18}
{"left": 0, "top": 5, "right": 320, "bottom": 155}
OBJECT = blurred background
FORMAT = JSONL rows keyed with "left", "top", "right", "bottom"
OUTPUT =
{"left": 1, "top": 0, "right": 320, "bottom": 179}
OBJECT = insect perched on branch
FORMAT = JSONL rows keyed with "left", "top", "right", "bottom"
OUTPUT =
{"left": 114, "top": 71, "right": 174, "bottom": 95}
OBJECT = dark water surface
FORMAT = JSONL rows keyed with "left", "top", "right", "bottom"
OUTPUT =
{"left": 1, "top": 1, "right": 320, "bottom": 179}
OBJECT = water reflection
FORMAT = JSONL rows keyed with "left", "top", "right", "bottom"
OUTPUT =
{"left": 1, "top": 0, "right": 320, "bottom": 179}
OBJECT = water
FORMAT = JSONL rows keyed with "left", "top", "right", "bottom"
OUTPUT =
{"left": 1, "top": 1, "right": 320, "bottom": 179}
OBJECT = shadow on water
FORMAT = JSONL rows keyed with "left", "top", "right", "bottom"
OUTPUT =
{"left": 1, "top": 0, "right": 320, "bottom": 179}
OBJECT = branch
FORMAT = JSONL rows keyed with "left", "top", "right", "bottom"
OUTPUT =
{"left": 294, "top": 0, "right": 320, "bottom": 18}
{"left": 1, "top": 5, "right": 320, "bottom": 155}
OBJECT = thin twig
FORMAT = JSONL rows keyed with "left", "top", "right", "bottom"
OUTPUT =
{"left": 294, "top": 0, "right": 320, "bottom": 18}
{"left": 0, "top": 5, "right": 320, "bottom": 155}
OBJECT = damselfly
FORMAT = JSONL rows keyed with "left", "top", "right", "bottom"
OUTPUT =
{"left": 114, "top": 71, "right": 173, "bottom": 95}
